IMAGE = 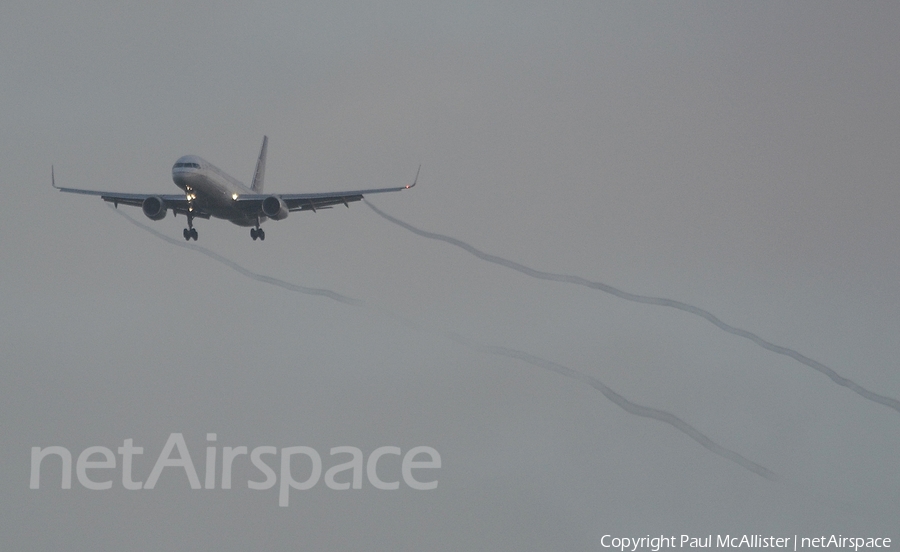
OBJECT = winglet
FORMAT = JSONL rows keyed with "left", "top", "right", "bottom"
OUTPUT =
{"left": 51, "top": 165, "right": 58, "bottom": 189}
{"left": 406, "top": 164, "right": 420, "bottom": 189}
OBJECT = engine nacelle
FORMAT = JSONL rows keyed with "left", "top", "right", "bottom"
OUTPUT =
{"left": 142, "top": 196, "right": 167, "bottom": 220}
{"left": 261, "top": 195, "right": 289, "bottom": 220}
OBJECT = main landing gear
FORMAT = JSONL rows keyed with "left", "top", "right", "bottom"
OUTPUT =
{"left": 250, "top": 217, "right": 265, "bottom": 241}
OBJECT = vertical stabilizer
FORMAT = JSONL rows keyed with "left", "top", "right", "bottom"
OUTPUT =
{"left": 251, "top": 135, "right": 268, "bottom": 193}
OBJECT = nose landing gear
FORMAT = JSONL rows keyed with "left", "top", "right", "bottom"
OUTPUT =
{"left": 183, "top": 212, "right": 198, "bottom": 241}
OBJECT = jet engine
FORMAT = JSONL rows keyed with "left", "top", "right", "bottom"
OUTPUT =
{"left": 261, "top": 195, "right": 289, "bottom": 220}
{"left": 142, "top": 196, "right": 167, "bottom": 220}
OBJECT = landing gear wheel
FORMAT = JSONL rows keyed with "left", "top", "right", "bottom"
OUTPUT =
{"left": 250, "top": 228, "right": 258, "bottom": 240}
{"left": 258, "top": 228, "right": 265, "bottom": 241}
{"left": 183, "top": 228, "right": 190, "bottom": 241}
{"left": 190, "top": 228, "right": 198, "bottom": 240}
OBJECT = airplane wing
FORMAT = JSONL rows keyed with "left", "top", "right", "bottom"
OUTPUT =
{"left": 52, "top": 164, "right": 417, "bottom": 218}
{"left": 51, "top": 168, "right": 209, "bottom": 218}
{"left": 233, "top": 186, "right": 410, "bottom": 213}
{"left": 233, "top": 167, "right": 418, "bottom": 213}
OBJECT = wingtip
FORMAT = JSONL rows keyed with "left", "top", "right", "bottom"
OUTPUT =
{"left": 51, "top": 165, "right": 57, "bottom": 189}
{"left": 407, "top": 164, "right": 421, "bottom": 189}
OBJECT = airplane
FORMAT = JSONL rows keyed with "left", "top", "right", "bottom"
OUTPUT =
{"left": 53, "top": 136, "right": 417, "bottom": 241}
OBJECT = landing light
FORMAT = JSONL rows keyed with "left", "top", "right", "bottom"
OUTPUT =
{"left": 232, "top": 193, "right": 239, "bottom": 200}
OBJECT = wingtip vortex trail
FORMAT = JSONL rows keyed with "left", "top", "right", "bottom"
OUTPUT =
{"left": 114, "top": 205, "right": 779, "bottom": 482}
{"left": 363, "top": 200, "right": 900, "bottom": 416}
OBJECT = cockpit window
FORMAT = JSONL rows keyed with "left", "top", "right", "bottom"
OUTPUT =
{"left": 173, "top": 162, "right": 201, "bottom": 169}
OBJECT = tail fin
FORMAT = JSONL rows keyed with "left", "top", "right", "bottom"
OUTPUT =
{"left": 251, "top": 135, "right": 268, "bottom": 193}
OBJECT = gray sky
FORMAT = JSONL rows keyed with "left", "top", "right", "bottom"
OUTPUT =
{"left": 2, "top": 2, "right": 899, "bottom": 549}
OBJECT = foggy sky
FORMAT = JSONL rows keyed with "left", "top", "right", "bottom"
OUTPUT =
{"left": 2, "top": 2, "right": 898, "bottom": 549}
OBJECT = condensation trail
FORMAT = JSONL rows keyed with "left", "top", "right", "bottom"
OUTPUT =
{"left": 112, "top": 208, "right": 364, "bottom": 306}
{"left": 364, "top": 201, "right": 900, "bottom": 416}
{"left": 446, "top": 333, "right": 778, "bottom": 481}
{"left": 112, "top": 207, "right": 777, "bottom": 481}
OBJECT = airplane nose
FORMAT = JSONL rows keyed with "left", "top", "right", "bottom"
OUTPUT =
{"left": 172, "top": 171, "right": 193, "bottom": 189}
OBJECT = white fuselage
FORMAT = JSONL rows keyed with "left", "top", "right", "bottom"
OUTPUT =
{"left": 171, "top": 155, "right": 264, "bottom": 227}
